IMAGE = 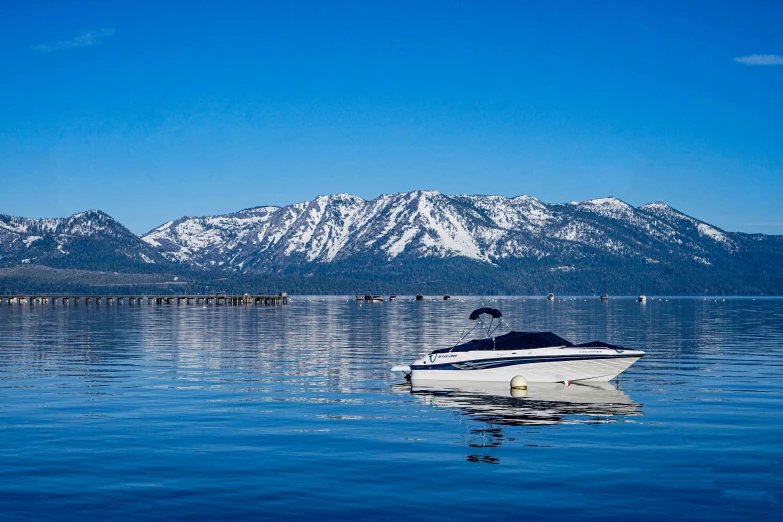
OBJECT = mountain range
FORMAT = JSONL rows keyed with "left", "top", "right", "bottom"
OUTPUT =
{"left": 2, "top": 191, "right": 782, "bottom": 295}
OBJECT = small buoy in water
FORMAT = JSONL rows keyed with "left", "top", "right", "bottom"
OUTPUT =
{"left": 510, "top": 375, "right": 528, "bottom": 390}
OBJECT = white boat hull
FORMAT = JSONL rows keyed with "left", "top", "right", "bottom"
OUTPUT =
{"left": 408, "top": 347, "right": 644, "bottom": 383}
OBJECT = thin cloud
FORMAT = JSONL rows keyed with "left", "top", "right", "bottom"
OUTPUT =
{"left": 33, "top": 28, "right": 115, "bottom": 53}
{"left": 733, "top": 54, "right": 783, "bottom": 66}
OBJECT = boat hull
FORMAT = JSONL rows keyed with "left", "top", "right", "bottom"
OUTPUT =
{"left": 410, "top": 350, "right": 644, "bottom": 383}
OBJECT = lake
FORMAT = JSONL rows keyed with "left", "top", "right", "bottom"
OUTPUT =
{"left": 1, "top": 297, "right": 781, "bottom": 520}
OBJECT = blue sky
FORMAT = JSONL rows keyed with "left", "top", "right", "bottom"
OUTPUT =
{"left": 1, "top": 1, "right": 781, "bottom": 234}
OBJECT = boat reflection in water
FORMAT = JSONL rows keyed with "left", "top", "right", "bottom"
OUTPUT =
{"left": 405, "top": 380, "right": 642, "bottom": 427}
{"left": 397, "top": 380, "right": 642, "bottom": 463}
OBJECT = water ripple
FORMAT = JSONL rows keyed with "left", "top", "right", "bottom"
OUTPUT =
{"left": 1, "top": 297, "right": 781, "bottom": 520}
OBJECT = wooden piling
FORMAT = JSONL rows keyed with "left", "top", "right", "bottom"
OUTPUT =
{"left": 1, "top": 294, "right": 288, "bottom": 307}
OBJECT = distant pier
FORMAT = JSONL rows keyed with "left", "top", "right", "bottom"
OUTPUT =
{"left": 1, "top": 293, "right": 288, "bottom": 306}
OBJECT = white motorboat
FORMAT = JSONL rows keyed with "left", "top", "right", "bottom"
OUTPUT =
{"left": 391, "top": 307, "right": 645, "bottom": 383}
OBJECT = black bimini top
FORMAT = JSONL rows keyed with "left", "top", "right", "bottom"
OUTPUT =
{"left": 469, "top": 307, "right": 502, "bottom": 320}
{"left": 432, "top": 331, "right": 574, "bottom": 354}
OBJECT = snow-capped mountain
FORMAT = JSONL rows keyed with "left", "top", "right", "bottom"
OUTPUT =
{"left": 141, "top": 190, "right": 744, "bottom": 272}
{"left": 0, "top": 210, "right": 171, "bottom": 272}
{"left": 3, "top": 192, "right": 781, "bottom": 294}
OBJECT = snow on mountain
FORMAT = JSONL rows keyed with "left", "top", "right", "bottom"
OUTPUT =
{"left": 0, "top": 210, "right": 170, "bottom": 270}
{"left": 574, "top": 197, "right": 636, "bottom": 220}
{"left": 639, "top": 202, "right": 732, "bottom": 246}
{"left": 143, "top": 206, "right": 280, "bottom": 265}
{"left": 141, "top": 191, "right": 739, "bottom": 272}
{"left": 4, "top": 194, "right": 780, "bottom": 294}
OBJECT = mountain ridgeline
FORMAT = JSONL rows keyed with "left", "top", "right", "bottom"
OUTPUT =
{"left": 0, "top": 210, "right": 172, "bottom": 272}
{"left": 2, "top": 192, "right": 782, "bottom": 294}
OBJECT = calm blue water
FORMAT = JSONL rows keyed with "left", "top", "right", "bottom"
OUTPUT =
{"left": 1, "top": 297, "right": 781, "bottom": 520}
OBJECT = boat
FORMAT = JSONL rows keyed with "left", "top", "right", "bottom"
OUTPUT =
{"left": 389, "top": 295, "right": 397, "bottom": 302}
{"left": 391, "top": 307, "right": 644, "bottom": 383}
{"left": 415, "top": 294, "right": 424, "bottom": 301}
{"left": 364, "top": 295, "right": 373, "bottom": 302}
{"left": 638, "top": 295, "right": 647, "bottom": 302}
{"left": 547, "top": 293, "right": 555, "bottom": 301}
{"left": 600, "top": 294, "right": 608, "bottom": 301}
{"left": 355, "top": 295, "right": 364, "bottom": 302}
{"left": 372, "top": 295, "right": 384, "bottom": 302}
{"left": 443, "top": 295, "right": 451, "bottom": 301}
